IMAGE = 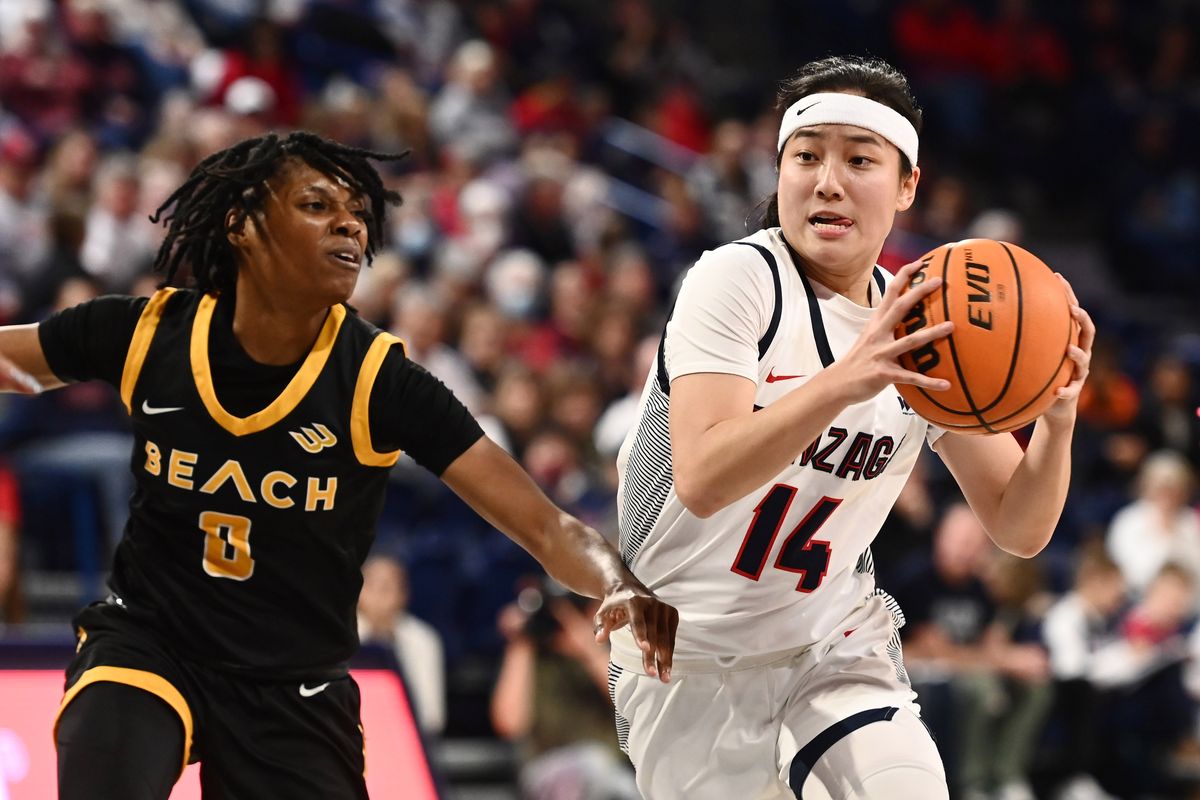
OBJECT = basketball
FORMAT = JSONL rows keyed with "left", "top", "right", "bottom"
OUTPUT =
{"left": 894, "top": 238, "right": 1078, "bottom": 434}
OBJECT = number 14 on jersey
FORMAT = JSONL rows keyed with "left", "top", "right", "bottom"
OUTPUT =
{"left": 730, "top": 484, "right": 840, "bottom": 592}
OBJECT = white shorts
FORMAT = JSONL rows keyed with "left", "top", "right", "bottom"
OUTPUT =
{"left": 608, "top": 595, "right": 947, "bottom": 800}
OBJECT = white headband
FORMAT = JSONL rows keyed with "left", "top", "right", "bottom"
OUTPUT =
{"left": 777, "top": 93, "right": 919, "bottom": 167}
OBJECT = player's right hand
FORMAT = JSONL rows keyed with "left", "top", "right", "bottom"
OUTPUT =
{"left": 828, "top": 259, "right": 954, "bottom": 405}
{"left": 0, "top": 352, "right": 43, "bottom": 394}
{"left": 594, "top": 581, "right": 678, "bottom": 683}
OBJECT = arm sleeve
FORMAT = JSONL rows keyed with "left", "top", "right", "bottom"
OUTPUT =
{"left": 37, "top": 295, "right": 147, "bottom": 386}
{"left": 664, "top": 244, "right": 775, "bottom": 384}
{"left": 369, "top": 348, "right": 485, "bottom": 476}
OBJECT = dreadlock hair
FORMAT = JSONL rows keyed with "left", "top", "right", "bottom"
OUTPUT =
{"left": 150, "top": 131, "right": 407, "bottom": 294}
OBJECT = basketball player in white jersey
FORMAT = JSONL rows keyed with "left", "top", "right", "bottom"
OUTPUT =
{"left": 605, "top": 56, "right": 1095, "bottom": 799}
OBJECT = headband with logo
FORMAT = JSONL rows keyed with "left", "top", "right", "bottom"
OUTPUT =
{"left": 777, "top": 93, "right": 919, "bottom": 167}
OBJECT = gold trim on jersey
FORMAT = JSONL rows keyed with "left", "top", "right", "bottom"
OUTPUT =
{"left": 54, "top": 666, "right": 194, "bottom": 776}
{"left": 351, "top": 332, "right": 406, "bottom": 467}
{"left": 359, "top": 722, "right": 367, "bottom": 779}
{"left": 191, "top": 294, "right": 346, "bottom": 436}
{"left": 120, "top": 288, "right": 178, "bottom": 414}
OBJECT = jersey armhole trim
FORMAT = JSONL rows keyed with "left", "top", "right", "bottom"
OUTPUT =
{"left": 732, "top": 241, "right": 783, "bottom": 358}
{"left": 54, "top": 665, "right": 194, "bottom": 778}
{"left": 120, "top": 287, "right": 177, "bottom": 414}
{"left": 351, "top": 332, "right": 407, "bottom": 467}
{"left": 780, "top": 238, "right": 836, "bottom": 368}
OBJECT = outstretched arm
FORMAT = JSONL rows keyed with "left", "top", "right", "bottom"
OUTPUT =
{"left": 0, "top": 325, "right": 60, "bottom": 394}
{"left": 934, "top": 276, "right": 1094, "bottom": 557}
{"left": 441, "top": 436, "right": 678, "bottom": 681}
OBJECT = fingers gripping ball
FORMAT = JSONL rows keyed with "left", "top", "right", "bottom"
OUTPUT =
{"left": 894, "top": 238, "right": 1078, "bottom": 434}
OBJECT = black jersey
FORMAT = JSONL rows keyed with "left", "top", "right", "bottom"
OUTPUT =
{"left": 39, "top": 289, "right": 483, "bottom": 676}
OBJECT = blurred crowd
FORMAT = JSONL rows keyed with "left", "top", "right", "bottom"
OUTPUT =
{"left": 0, "top": 0, "right": 1198, "bottom": 798}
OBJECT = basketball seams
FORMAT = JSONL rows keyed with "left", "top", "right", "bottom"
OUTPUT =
{"left": 973, "top": 243, "right": 1023, "bottom": 415}
{"left": 911, "top": 249, "right": 965, "bottom": 415}
{"left": 981, "top": 311, "right": 1074, "bottom": 430}
{"left": 938, "top": 245, "right": 998, "bottom": 433}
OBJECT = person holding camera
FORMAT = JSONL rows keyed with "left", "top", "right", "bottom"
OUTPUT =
{"left": 491, "top": 578, "right": 639, "bottom": 800}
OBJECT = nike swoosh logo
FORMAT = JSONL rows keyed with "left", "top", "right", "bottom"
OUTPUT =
{"left": 765, "top": 369, "right": 805, "bottom": 383}
{"left": 299, "top": 682, "right": 330, "bottom": 698}
{"left": 795, "top": 102, "right": 818, "bottom": 118}
{"left": 142, "top": 400, "right": 184, "bottom": 415}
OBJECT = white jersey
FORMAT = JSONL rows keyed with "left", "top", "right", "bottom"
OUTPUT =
{"left": 615, "top": 227, "right": 943, "bottom": 660}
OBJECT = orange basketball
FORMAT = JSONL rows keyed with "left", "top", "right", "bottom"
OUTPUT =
{"left": 893, "top": 238, "right": 1078, "bottom": 434}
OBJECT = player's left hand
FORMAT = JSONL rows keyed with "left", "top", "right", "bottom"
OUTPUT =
{"left": 1041, "top": 274, "right": 1094, "bottom": 426}
{"left": 594, "top": 582, "right": 678, "bottom": 682}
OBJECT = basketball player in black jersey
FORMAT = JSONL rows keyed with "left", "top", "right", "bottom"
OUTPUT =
{"left": 0, "top": 132, "right": 678, "bottom": 799}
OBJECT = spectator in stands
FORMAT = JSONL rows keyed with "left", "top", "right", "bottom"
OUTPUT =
{"left": 39, "top": 127, "right": 97, "bottom": 218}
{"left": 1103, "top": 564, "right": 1198, "bottom": 797}
{"left": 391, "top": 282, "right": 485, "bottom": 415}
{"left": 104, "top": 0, "right": 205, "bottom": 98}
{"left": 491, "top": 578, "right": 639, "bottom": 800}
{"left": 1042, "top": 544, "right": 1126, "bottom": 800}
{"left": 872, "top": 454, "right": 938, "bottom": 590}
{"left": 79, "top": 152, "right": 158, "bottom": 292}
{"left": 1065, "top": 336, "right": 1145, "bottom": 539}
{"left": 593, "top": 333, "right": 660, "bottom": 465}
{"left": 517, "top": 261, "right": 597, "bottom": 372}
{"left": 60, "top": 0, "right": 149, "bottom": 150}
{"left": 0, "top": 277, "right": 132, "bottom": 551}
{"left": 982, "top": 551, "right": 1055, "bottom": 799}
{"left": 485, "top": 248, "right": 546, "bottom": 327}
{"left": 895, "top": 502, "right": 1050, "bottom": 800}
{"left": 891, "top": 0, "right": 989, "bottom": 145}
{"left": 491, "top": 363, "right": 545, "bottom": 458}
{"left": 544, "top": 364, "right": 603, "bottom": 458}
{"left": 0, "top": 5, "right": 90, "bottom": 141}
{"left": 429, "top": 40, "right": 517, "bottom": 165}
{"left": 603, "top": 244, "right": 658, "bottom": 323}
{"left": 369, "top": 66, "right": 432, "bottom": 166}
{"left": 19, "top": 209, "right": 86, "bottom": 322}
{"left": 512, "top": 173, "right": 574, "bottom": 266}
{"left": 1107, "top": 450, "right": 1200, "bottom": 596}
{"left": 686, "top": 119, "right": 776, "bottom": 243}
{"left": 1133, "top": 354, "right": 1200, "bottom": 467}
{"left": 347, "top": 249, "right": 407, "bottom": 329}
{"left": 357, "top": 553, "right": 446, "bottom": 735}
{"left": 523, "top": 425, "right": 611, "bottom": 531}
{"left": 0, "top": 125, "right": 49, "bottom": 318}
{"left": 211, "top": 18, "right": 301, "bottom": 127}
{"left": 586, "top": 303, "right": 640, "bottom": 404}
{"left": 457, "top": 302, "right": 509, "bottom": 398}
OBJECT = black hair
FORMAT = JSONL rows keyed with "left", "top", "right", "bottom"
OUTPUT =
{"left": 150, "top": 131, "right": 407, "bottom": 294}
{"left": 759, "top": 55, "right": 922, "bottom": 230}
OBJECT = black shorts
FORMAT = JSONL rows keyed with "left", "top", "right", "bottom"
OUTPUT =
{"left": 57, "top": 600, "right": 368, "bottom": 799}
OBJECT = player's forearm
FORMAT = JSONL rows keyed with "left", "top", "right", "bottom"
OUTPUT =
{"left": 674, "top": 368, "right": 851, "bottom": 518}
{"left": 988, "top": 414, "right": 1075, "bottom": 557}
{"left": 0, "top": 325, "right": 62, "bottom": 393}
{"left": 533, "top": 511, "right": 636, "bottom": 599}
